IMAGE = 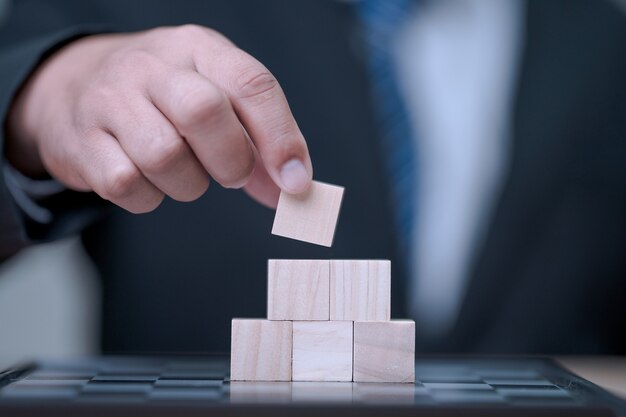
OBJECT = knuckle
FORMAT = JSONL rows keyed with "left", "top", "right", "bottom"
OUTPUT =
{"left": 265, "top": 117, "right": 300, "bottom": 148}
{"left": 102, "top": 165, "right": 142, "bottom": 200}
{"left": 173, "top": 24, "right": 209, "bottom": 40}
{"left": 143, "top": 137, "right": 187, "bottom": 172}
{"left": 177, "top": 88, "right": 228, "bottom": 129}
{"left": 86, "top": 84, "right": 118, "bottom": 106}
{"left": 234, "top": 65, "right": 279, "bottom": 102}
{"left": 146, "top": 139, "right": 187, "bottom": 172}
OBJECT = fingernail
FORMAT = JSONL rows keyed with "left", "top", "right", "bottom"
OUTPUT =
{"left": 280, "top": 159, "right": 309, "bottom": 193}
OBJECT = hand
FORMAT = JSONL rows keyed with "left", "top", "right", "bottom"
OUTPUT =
{"left": 5, "top": 25, "right": 313, "bottom": 212}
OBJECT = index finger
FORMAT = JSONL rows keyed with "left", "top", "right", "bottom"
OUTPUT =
{"left": 195, "top": 46, "right": 313, "bottom": 194}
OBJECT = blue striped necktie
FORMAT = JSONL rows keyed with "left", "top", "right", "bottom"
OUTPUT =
{"left": 356, "top": 0, "right": 417, "bottom": 259}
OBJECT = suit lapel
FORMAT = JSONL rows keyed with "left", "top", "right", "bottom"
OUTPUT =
{"left": 444, "top": 0, "right": 626, "bottom": 352}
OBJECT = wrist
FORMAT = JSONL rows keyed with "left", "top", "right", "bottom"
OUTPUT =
{"left": 5, "top": 42, "right": 68, "bottom": 178}
{"left": 4, "top": 34, "right": 120, "bottom": 178}
{"left": 5, "top": 72, "right": 46, "bottom": 177}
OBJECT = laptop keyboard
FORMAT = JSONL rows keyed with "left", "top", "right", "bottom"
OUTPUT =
{"left": 0, "top": 357, "right": 594, "bottom": 406}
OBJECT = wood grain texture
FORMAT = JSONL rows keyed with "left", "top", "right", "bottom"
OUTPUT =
{"left": 330, "top": 260, "right": 391, "bottom": 321}
{"left": 353, "top": 320, "right": 415, "bottom": 383}
{"left": 271, "top": 180, "right": 345, "bottom": 247}
{"left": 267, "top": 259, "right": 330, "bottom": 321}
{"left": 230, "top": 319, "right": 292, "bottom": 381}
{"left": 292, "top": 321, "right": 353, "bottom": 382}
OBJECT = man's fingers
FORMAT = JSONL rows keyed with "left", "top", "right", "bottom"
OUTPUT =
{"left": 195, "top": 47, "right": 313, "bottom": 194}
{"left": 148, "top": 70, "right": 255, "bottom": 189}
{"left": 243, "top": 144, "right": 281, "bottom": 209}
{"left": 104, "top": 96, "right": 210, "bottom": 202}
{"left": 77, "top": 129, "right": 164, "bottom": 213}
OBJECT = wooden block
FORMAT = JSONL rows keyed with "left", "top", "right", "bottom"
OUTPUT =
{"left": 353, "top": 320, "right": 415, "bottom": 383}
{"left": 271, "top": 180, "right": 345, "bottom": 247}
{"left": 230, "top": 319, "right": 292, "bottom": 381}
{"left": 330, "top": 260, "right": 391, "bottom": 321}
{"left": 292, "top": 321, "right": 353, "bottom": 382}
{"left": 267, "top": 259, "right": 330, "bottom": 321}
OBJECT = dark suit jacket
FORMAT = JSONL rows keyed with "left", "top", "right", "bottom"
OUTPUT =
{"left": 1, "top": 0, "right": 625, "bottom": 354}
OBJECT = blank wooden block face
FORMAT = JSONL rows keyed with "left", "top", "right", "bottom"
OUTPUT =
{"left": 267, "top": 259, "right": 330, "bottom": 321}
{"left": 271, "top": 181, "right": 345, "bottom": 247}
{"left": 230, "top": 319, "right": 292, "bottom": 381}
{"left": 353, "top": 321, "right": 415, "bottom": 383}
{"left": 330, "top": 260, "right": 391, "bottom": 321}
{"left": 292, "top": 321, "right": 353, "bottom": 382}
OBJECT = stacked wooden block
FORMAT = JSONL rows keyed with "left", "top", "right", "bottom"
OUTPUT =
{"left": 231, "top": 181, "right": 413, "bottom": 383}
{"left": 231, "top": 259, "right": 415, "bottom": 383}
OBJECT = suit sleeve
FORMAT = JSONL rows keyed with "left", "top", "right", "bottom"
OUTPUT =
{"left": 0, "top": 5, "right": 111, "bottom": 261}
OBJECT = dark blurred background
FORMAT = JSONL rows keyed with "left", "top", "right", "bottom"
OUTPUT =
{"left": 1, "top": 0, "right": 625, "bottom": 365}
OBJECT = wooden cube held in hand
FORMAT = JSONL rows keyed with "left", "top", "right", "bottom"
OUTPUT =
{"left": 267, "top": 259, "right": 330, "bottom": 321}
{"left": 330, "top": 259, "right": 391, "bottom": 321}
{"left": 353, "top": 320, "right": 415, "bottom": 383}
{"left": 292, "top": 321, "right": 353, "bottom": 382}
{"left": 272, "top": 180, "right": 344, "bottom": 247}
{"left": 230, "top": 319, "right": 292, "bottom": 381}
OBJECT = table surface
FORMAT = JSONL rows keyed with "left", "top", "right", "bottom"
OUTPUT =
{"left": 558, "top": 356, "right": 626, "bottom": 400}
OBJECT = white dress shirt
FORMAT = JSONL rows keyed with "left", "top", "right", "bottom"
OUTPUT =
{"left": 392, "top": 0, "right": 526, "bottom": 337}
